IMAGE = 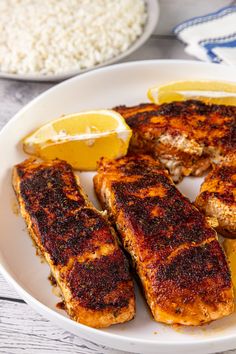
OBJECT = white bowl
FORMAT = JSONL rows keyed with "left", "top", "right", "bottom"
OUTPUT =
{"left": 0, "top": 0, "right": 159, "bottom": 82}
{"left": 1, "top": 60, "right": 236, "bottom": 354}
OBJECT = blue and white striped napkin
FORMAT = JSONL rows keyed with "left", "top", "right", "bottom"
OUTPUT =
{"left": 174, "top": 6, "right": 236, "bottom": 65}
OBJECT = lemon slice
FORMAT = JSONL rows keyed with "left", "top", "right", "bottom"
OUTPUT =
{"left": 223, "top": 239, "right": 236, "bottom": 293}
{"left": 147, "top": 80, "right": 236, "bottom": 105}
{"left": 23, "top": 110, "right": 132, "bottom": 170}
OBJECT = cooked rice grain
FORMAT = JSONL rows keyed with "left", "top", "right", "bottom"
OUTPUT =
{"left": 0, "top": 0, "right": 147, "bottom": 75}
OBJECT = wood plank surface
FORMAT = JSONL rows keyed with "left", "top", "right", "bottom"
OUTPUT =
{"left": 0, "top": 296, "right": 128, "bottom": 354}
{"left": 0, "top": 273, "right": 23, "bottom": 300}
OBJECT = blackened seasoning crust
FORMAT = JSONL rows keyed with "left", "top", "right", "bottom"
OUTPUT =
{"left": 112, "top": 171, "right": 215, "bottom": 262}
{"left": 94, "top": 154, "right": 234, "bottom": 325}
{"left": 13, "top": 158, "right": 135, "bottom": 328}
{"left": 154, "top": 240, "right": 231, "bottom": 297}
{"left": 67, "top": 250, "right": 133, "bottom": 310}
{"left": 18, "top": 160, "right": 86, "bottom": 213}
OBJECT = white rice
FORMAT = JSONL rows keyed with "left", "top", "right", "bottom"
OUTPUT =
{"left": 0, "top": 0, "right": 147, "bottom": 76}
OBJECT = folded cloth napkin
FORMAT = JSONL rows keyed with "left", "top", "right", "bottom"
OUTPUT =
{"left": 174, "top": 6, "right": 236, "bottom": 65}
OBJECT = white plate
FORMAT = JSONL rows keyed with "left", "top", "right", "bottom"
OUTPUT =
{"left": 0, "top": 0, "right": 159, "bottom": 82}
{"left": 0, "top": 60, "right": 236, "bottom": 354}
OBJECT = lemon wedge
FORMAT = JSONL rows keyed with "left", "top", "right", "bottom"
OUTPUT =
{"left": 23, "top": 110, "right": 132, "bottom": 170}
{"left": 223, "top": 239, "right": 236, "bottom": 293}
{"left": 147, "top": 80, "right": 236, "bottom": 106}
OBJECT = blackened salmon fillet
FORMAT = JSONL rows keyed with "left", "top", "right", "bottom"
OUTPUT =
{"left": 94, "top": 154, "right": 234, "bottom": 325}
{"left": 196, "top": 153, "right": 236, "bottom": 238}
{"left": 114, "top": 100, "right": 236, "bottom": 182}
{"left": 12, "top": 159, "right": 135, "bottom": 328}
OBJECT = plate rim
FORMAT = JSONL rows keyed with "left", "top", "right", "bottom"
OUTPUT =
{"left": 1, "top": 59, "right": 236, "bottom": 353}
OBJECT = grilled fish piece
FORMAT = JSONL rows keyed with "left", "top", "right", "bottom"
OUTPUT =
{"left": 115, "top": 100, "right": 236, "bottom": 182}
{"left": 13, "top": 159, "right": 135, "bottom": 328}
{"left": 94, "top": 154, "right": 234, "bottom": 325}
{"left": 196, "top": 154, "right": 236, "bottom": 238}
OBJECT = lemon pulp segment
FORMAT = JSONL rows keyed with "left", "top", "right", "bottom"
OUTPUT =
{"left": 147, "top": 80, "right": 236, "bottom": 106}
{"left": 223, "top": 238, "right": 236, "bottom": 294}
{"left": 23, "top": 110, "right": 132, "bottom": 170}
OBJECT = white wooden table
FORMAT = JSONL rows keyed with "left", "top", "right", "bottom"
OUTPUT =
{"left": 0, "top": 33, "right": 235, "bottom": 354}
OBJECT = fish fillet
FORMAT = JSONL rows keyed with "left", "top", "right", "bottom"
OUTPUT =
{"left": 94, "top": 154, "right": 234, "bottom": 325}
{"left": 12, "top": 159, "right": 135, "bottom": 328}
{"left": 115, "top": 100, "right": 236, "bottom": 182}
{"left": 196, "top": 154, "right": 236, "bottom": 238}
